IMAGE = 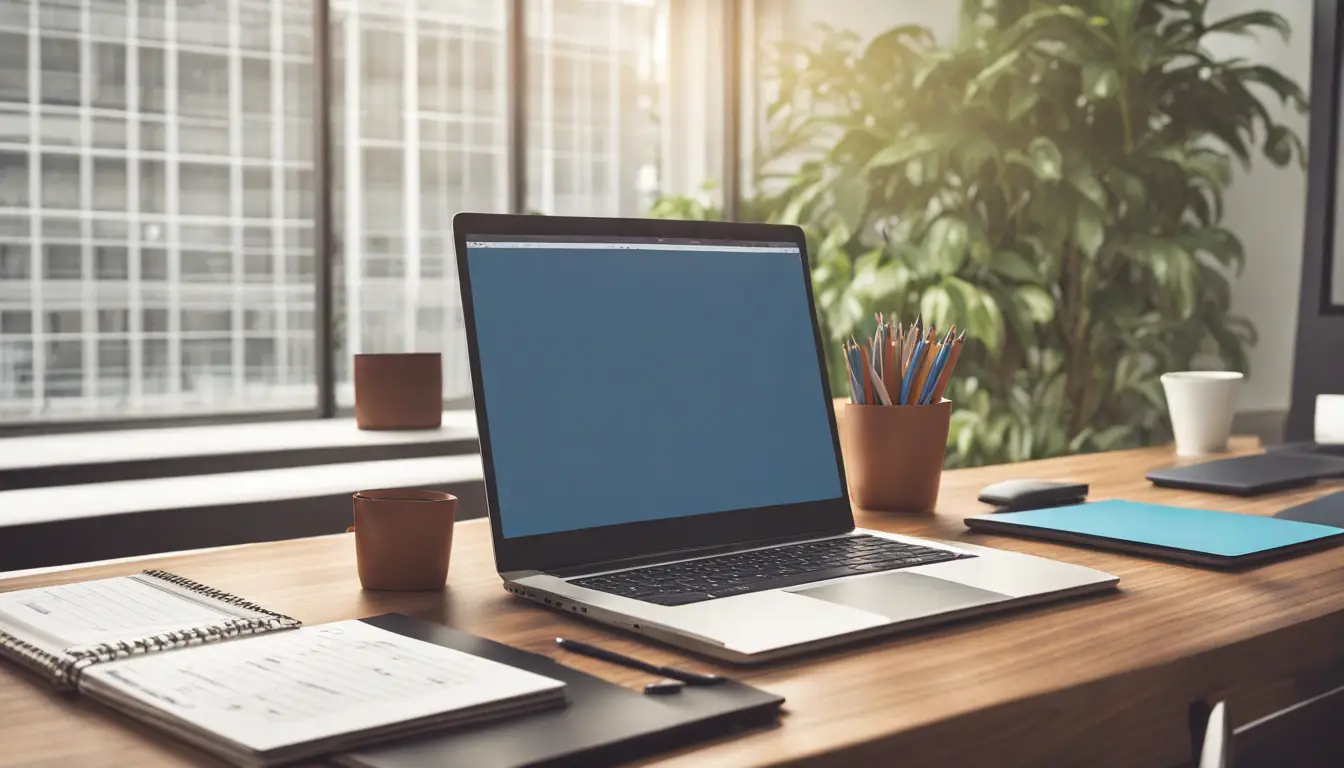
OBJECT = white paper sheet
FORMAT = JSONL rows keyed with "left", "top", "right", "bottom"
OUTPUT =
{"left": 82, "top": 620, "right": 565, "bottom": 753}
{"left": 0, "top": 575, "right": 234, "bottom": 648}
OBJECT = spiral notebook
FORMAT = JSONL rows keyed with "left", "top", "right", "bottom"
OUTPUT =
{"left": 0, "top": 569, "right": 299, "bottom": 690}
{"left": 1, "top": 574, "right": 567, "bottom": 767}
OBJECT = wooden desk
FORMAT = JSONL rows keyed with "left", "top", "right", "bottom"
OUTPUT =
{"left": 5, "top": 442, "right": 1344, "bottom": 768}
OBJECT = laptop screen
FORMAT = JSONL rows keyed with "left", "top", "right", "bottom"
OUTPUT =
{"left": 464, "top": 235, "right": 844, "bottom": 539}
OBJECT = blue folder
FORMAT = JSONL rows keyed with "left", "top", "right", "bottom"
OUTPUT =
{"left": 965, "top": 500, "right": 1344, "bottom": 567}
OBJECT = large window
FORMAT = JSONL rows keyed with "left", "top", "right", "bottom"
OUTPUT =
{"left": 525, "top": 0, "right": 661, "bottom": 217}
{"left": 0, "top": 0, "right": 716, "bottom": 426}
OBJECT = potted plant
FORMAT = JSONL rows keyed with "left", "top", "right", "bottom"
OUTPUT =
{"left": 654, "top": 0, "right": 1305, "bottom": 467}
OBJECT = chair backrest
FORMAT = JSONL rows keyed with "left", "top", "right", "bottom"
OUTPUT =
{"left": 1199, "top": 702, "right": 1231, "bottom": 768}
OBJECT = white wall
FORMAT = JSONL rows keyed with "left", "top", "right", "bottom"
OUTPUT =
{"left": 762, "top": 0, "right": 1312, "bottom": 415}
{"left": 1205, "top": 0, "right": 1311, "bottom": 414}
{"left": 762, "top": 0, "right": 957, "bottom": 42}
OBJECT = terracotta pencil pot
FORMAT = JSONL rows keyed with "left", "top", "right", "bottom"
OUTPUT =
{"left": 840, "top": 400, "right": 952, "bottom": 512}
{"left": 354, "top": 353, "right": 442, "bottom": 430}
{"left": 352, "top": 490, "right": 456, "bottom": 591}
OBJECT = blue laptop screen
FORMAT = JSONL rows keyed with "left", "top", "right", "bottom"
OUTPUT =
{"left": 465, "top": 237, "right": 844, "bottom": 539}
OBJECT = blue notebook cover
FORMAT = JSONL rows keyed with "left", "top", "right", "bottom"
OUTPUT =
{"left": 966, "top": 500, "right": 1344, "bottom": 561}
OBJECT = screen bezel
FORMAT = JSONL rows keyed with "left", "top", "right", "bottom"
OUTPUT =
{"left": 453, "top": 212, "right": 854, "bottom": 574}
{"left": 1288, "top": 0, "right": 1344, "bottom": 440}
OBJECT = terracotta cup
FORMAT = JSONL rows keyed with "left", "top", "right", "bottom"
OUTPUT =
{"left": 353, "top": 353, "right": 443, "bottom": 430}
{"left": 839, "top": 400, "right": 951, "bottom": 512}
{"left": 352, "top": 489, "right": 456, "bottom": 591}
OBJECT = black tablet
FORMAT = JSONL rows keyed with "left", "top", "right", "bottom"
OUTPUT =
{"left": 1146, "top": 453, "right": 1344, "bottom": 497}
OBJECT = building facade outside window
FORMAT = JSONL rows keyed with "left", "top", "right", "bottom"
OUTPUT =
{"left": 0, "top": 0, "right": 668, "bottom": 424}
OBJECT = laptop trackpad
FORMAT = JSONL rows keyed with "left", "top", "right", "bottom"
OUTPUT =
{"left": 793, "top": 572, "right": 1006, "bottom": 622}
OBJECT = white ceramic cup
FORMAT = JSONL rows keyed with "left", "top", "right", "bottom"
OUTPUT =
{"left": 1160, "top": 371, "right": 1243, "bottom": 456}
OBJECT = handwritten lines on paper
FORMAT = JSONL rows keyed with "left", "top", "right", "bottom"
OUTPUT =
{"left": 101, "top": 623, "right": 492, "bottom": 724}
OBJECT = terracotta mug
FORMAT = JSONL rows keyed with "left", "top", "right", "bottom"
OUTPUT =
{"left": 353, "top": 353, "right": 443, "bottom": 430}
{"left": 351, "top": 489, "right": 456, "bottom": 591}
{"left": 839, "top": 400, "right": 951, "bottom": 512}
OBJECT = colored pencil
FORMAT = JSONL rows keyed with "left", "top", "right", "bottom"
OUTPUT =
{"left": 907, "top": 328, "right": 945, "bottom": 405}
{"left": 850, "top": 341, "right": 865, "bottom": 405}
{"left": 882, "top": 326, "right": 898, "bottom": 398}
{"left": 845, "top": 341, "right": 863, "bottom": 405}
{"left": 918, "top": 338, "right": 954, "bottom": 405}
{"left": 894, "top": 322, "right": 905, "bottom": 388}
{"left": 899, "top": 338, "right": 927, "bottom": 405}
{"left": 868, "top": 358, "right": 892, "bottom": 405}
{"left": 902, "top": 319, "right": 920, "bottom": 368}
{"left": 930, "top": 330, "right": 966, "bottom": 402}
{"left": 859, "top": 344, "right": 874, "bottom": 405}
{"left": 908, "top": 342, "right": 936, "bottom": 404}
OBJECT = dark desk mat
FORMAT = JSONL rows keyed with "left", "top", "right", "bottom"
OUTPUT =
{"left": 335, "top": 614, "right": 783, "bottom": 768}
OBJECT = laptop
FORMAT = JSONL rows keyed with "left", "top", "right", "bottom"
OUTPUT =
{"left": 453, "top": 213, "right": 1117, "bottom": 663}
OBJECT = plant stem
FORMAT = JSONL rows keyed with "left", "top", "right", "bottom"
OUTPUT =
{"left": 1118, "top": 80, "right": 1133, "bottom": 154}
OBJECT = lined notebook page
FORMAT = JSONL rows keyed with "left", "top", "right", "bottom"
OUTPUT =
{"left": 0, "top": 575, "right": 236, "bottom": 649}
{"left": 81, "top": 620, "right": 566, "bottom": 753}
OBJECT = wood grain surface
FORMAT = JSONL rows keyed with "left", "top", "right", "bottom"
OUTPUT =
{"left": 4, "top": 439, "right": 1344, "bottom": 768}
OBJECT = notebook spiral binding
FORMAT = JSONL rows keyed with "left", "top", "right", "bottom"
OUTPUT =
{"left": 140, "top": 569, "right": 299, "bottom": 626}
{"left": 0, "top": 627, "right": 81, "bottom": 688}
{"left": 0, "top": 570, "right": 300, "bottom": 689}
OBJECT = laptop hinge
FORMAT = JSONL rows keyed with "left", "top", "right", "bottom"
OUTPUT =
{"left": 543, "top": 527, "right": 854, "bottom": 578}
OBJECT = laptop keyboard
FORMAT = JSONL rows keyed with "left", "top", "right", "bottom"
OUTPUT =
{"left": 569, "top": 535, "right": 971, "bottom": 607}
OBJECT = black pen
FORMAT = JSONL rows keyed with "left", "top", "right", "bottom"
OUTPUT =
{"left": 555, "top": 637, "right": 726, "bottom": 686}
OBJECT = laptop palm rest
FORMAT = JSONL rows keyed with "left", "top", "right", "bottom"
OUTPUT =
{"left": 792, "top": 572, "right": 1006, "bottom": 622}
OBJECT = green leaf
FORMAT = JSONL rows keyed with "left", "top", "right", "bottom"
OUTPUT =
{"left": 1016, "top": 285, "right": 1055, "bottom": 324}
{"left": 890, "top": 239, "right": 938, "bottom": 279}
{"left": 990, "top": 248, "right": 1037, "bottom": 282}
{"left": 1156, "top": 147, "right": 1232, "bottom": 188}
{"left": 777, "top": 177, "right": 827, "bottom": 225}
{"left": 831, "top": 175, "right": 868, "bottom": 235}
{"left": 1068, "top": 168, "right": 1108, "bottom": 210}
{"left": 920, "top": 285, "right": 956, "bottom": 330}
{"left": 955, "top": 134, "right": 998, "bottom": 178}
{"left": 964, "top": 290, "right": 1005, "bottom": 354}
{"left": 933, "top": 276, "right": 972, "bottom": 327}
{"left": 1099, "top": 0, "right": 1138, "bottom": 28}
{"left": 1172, "top": 252, "right": 1200, "bottom": 319}
{"left": 853, "top": 247, "right": 882, "bottom": 274}
{"left": 861, "top": 24, "right": 935, "bottom": 68}
{"left": 1231, "top": 64, "right": 1308, "bottom": 112}
{"left": 1081, "top": 63, "right": 1120, "bottom": 100}
{"left": 1008, "top": 80, "right": 1040, "bottom": 121}
{"left": 1073, "top": 201, "right": 1105, "bottom": 259}
{"left": 1264, "top": 124, "right": 1294, "bottom": 166}
{"left": 1182, "top": 228, "right": 1247, "bottom": 276}
{"left": 866, "top": 135, "right": 938, "bottom": 170}
{"left": 1026, "top": 137, "right": 1063, "bottom": 182}
{"left": 1105, "top": 169, "right": 1146, "bottom": 210}
{"left": 827, "top": 292, "right": 865, "bottom": 338}
{"left": 817, "top": 286, "right": 839, "bottom": 309}
{"left": 853, "top": 261, "right": 909, "bottom": 305}
{"left": 925, "top": 216, "right": 971, "bottom": 275}
{"left": 966, "top": 50, "right": 1021, "bottom": 102}
{"left": 826, "top": 128, "right": 884, "bottom": 167}
{"left": 1127, "top": 237, "right": 1199, "bottom": 318}
{"left": 1205, "top": 11, "right": 1291, "bottom": 43}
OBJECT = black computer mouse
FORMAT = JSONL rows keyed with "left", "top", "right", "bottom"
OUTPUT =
{"left": 977, "top": 479, "right": 1089, "bottom": 512}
